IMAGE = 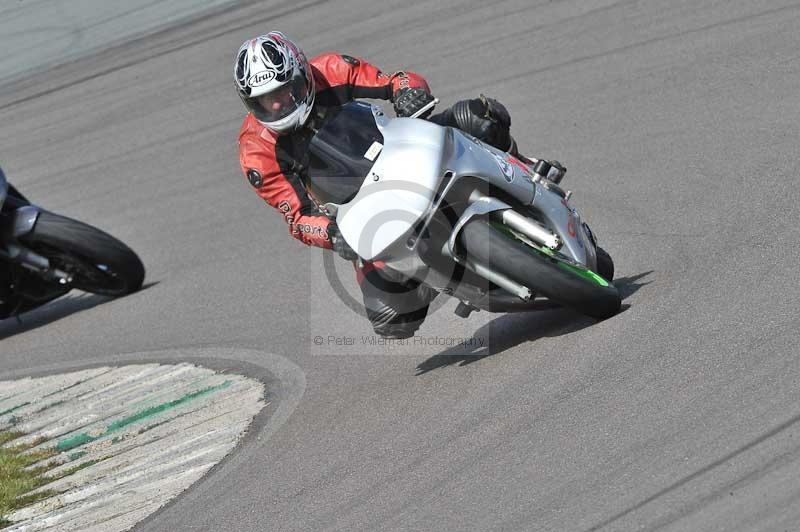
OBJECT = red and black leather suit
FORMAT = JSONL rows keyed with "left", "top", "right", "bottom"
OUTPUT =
{"left": 239, "top": 51, "right": 528, "bottom": 338}
{"left": 238, "top": 52, "right": 439, "bottom": 338}
{"left": 238, "top": 53, "right": 436, "bottom": 249}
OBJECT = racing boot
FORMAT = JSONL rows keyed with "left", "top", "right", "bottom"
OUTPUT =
{"left": 355, "top": 261, "right": 437, "bottom": 339}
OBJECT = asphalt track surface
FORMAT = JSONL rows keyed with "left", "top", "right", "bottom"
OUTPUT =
{"left": 2, "top": 1, "right": 800, "bottom": 530}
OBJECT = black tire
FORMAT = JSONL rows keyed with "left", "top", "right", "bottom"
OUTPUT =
{"left": 459, "top": 219, "right": 620, "bottom": 319}
{"left": 22, "top": 211, "right": 145, "bottom": 296}
{"left": 596, "top": 246, "right": 614, "bottom": 282}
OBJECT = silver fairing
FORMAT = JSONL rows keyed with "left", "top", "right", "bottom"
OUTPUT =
{"left": 336, "top": 103, "right": 595, "bottom": 270}
{"left": 0, "top": 172, "right": 41, "bottom": 238}
{"left": 445, "top": 130, "right": 536, "bottom": 204}
{"left": 442, "top": 131, "right": 595, "bottom": 270}
{"left": 336, "top": 108, "right": 447, "bottom": 261}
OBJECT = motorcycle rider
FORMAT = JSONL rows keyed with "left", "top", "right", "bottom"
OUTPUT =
{"left": 235, "top": 32, "right": 562, "bottom": 339}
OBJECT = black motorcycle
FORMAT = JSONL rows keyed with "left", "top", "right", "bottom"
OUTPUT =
{"left": 0, "top": 166, "right": 144, "bottom": 319}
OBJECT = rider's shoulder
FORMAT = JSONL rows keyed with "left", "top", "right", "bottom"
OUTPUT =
{"left": 238, "top": 114, "right": 278, "bottom": 154}
{"left": 309, "top": 52, "right": 362, "bottom": 82}
{"left": 310, "top": 52, "right": 358, "bottom": 67}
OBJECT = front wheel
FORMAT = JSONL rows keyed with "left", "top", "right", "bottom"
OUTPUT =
{"left": 596, "top": 246, "right": 614, "bottom": 282}
{"left": 459, "top": 219, "right": 620, "bottom": 319}
{"left": 21, "top": 211, "right": 145, "bottom": 296}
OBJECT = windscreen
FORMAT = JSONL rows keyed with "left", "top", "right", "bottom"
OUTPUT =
{"left": 306, "top": 102, "right": 384, "bottom": 206}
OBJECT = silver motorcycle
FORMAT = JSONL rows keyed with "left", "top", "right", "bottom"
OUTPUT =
{"left": 305, "top": 101, "right": 620, "bottom": 320}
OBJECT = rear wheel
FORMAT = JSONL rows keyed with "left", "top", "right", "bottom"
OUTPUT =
{"left": 21, "top": 211, "right": 145, "bottom": 296}
{"left": 459, "top": 219, "right": 620, "bottom": 319}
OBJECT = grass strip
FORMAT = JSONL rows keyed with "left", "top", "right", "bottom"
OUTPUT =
{"left": 0, "top": 432, "right": 59, "bottom": 527}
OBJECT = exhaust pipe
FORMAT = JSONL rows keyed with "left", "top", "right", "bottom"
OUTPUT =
{"left": 499, "top": 210, "right": 562, "bottom": 250}
{"left": 0, "top": 243, "right": 72, "bottom": 285}
{"left": 444, "top": 192, "right": 562, "bottom": 302}
{"left": 461, "top": 256, "right": 532, "bottom": 301}
{"left": 441, "top": 241, "right": 532, "bottom": 301}
{"left": 468, "top": 191, "right": 561, "bottom": 250}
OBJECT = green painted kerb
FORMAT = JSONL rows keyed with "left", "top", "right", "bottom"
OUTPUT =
{"left": 0, "top": 403, "right": 31, "bottom": 417}
{"left": 56, "top": 381, "right": 232, "bottom": 452}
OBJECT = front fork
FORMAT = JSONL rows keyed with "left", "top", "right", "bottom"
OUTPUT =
{"left": 444, "top": 190, "right": 564, "bottom": 302}
{"left": 0, "top": 205, "right": 72, "bottom": 286}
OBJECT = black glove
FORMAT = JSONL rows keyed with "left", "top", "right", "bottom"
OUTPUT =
{"left": 328, "top": 223, "right": 358, "bottom": 261}
{"left": 393, "top": 87, "right": 435, "bottom": 118}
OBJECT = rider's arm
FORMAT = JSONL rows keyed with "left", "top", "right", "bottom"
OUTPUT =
{"left": 310, "top": 53, "right": 430, "bottom": 104}
{"left": 238, "top": 131, "right": 332, "bottom": 249}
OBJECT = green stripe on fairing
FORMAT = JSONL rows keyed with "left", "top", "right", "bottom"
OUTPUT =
{"left": 56, "top": 381, "right": 233, "bottom": 452}
{"left": 556, "top": 262, "right": 610, "bottom": 287}
{"left": 490, "top": 221, "right": 609, "bottom": 286}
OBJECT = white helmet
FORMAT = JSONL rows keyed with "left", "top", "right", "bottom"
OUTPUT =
{"left": 234, "top": 32, "right": 315, "bottom": 133}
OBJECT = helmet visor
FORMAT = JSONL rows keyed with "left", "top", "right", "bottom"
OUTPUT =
{"left": 249, "top": 70, "right": 309, "bottom": 123}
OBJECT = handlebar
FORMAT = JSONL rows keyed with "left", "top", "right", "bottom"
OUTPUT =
{"left": 409, "top": 98, "right": 439, "bottom": 119}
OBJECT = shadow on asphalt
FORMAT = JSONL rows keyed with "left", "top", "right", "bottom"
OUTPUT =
{"left": 614, "top": 271, "right": 653, "bottom": 299}
{"left": 0, "top": 282, "right": 158, "bottom": 340}
{"left": 415, "top": 271, "right": 653, "bottom": 375}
